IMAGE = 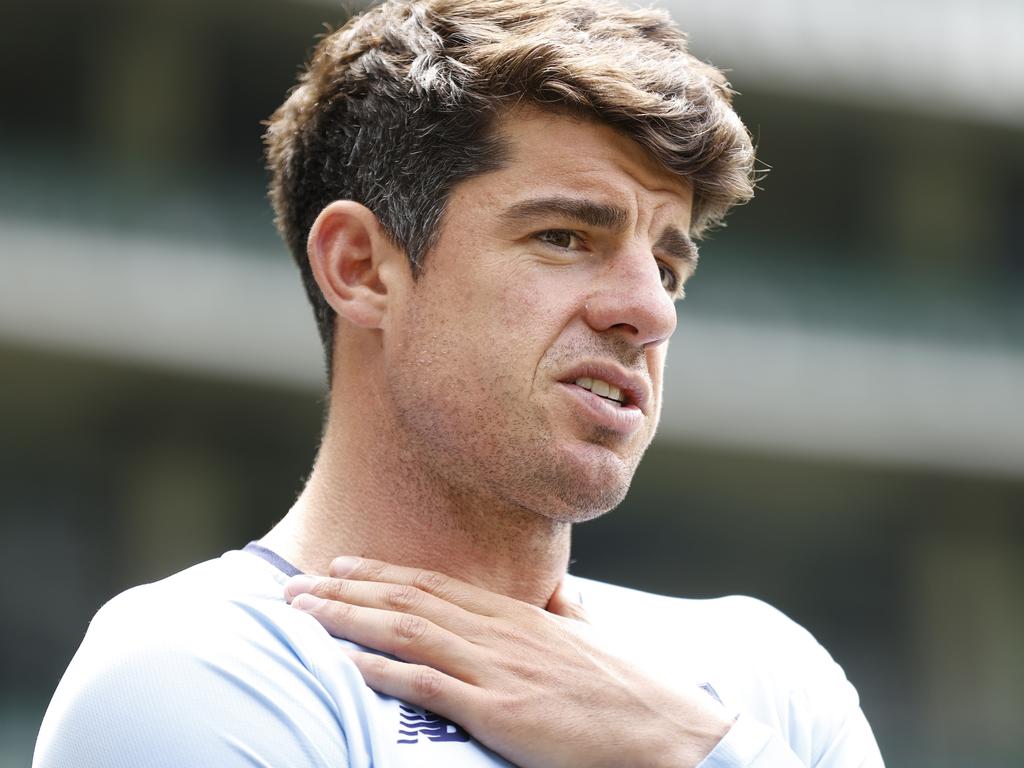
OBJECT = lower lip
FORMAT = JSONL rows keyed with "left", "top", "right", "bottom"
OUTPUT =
{"left": 558, "top": 383, "right": 645, "bottom": 435}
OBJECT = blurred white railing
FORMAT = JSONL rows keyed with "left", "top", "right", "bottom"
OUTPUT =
{"left": 668, "top": 0, "right": 1024, "bottom": 127}
{"left": 2, "top": 218, "right": 1023, "bottom": 477}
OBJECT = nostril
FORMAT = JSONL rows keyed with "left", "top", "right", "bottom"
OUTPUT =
{"left": 642, "top": 337, "right": 669, "bottom": 350}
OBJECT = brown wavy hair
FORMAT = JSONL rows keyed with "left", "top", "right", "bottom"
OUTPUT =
{"left": 265, "top": 0, "right": 757, "bottom": 371}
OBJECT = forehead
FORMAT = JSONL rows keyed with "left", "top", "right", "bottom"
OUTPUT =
{"left": 475, "top": 107, "right": 694, "bottom": 225}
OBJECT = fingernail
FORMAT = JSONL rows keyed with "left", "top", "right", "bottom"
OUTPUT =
{"left": 330, "top": 556, "right": 360, "bottom": 577}
{"left": 291, "top": 593, "right": 325, "bottom": 612}
{"left": 284, "top": 574, "right": 319, "bottom": 600}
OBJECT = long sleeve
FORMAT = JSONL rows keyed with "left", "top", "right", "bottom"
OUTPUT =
{"left": 699, "top": 706, "right": 883, "bottom": 767}
{"left": 697, "top": 597, "right": 885, "bottom": 768}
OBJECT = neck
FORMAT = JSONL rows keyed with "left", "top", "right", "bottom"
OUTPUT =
{"left": 261, "top": 397, "right": 572, "bottom": 608}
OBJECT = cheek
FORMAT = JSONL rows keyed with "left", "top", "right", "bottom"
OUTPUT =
{"left": 440, "top": 258, "right": 536, "bottom": 325}
{"left": 496, "top": 265, "right": 577, "bottom": 332}
{"left": 498, "top": 285, "right": 543, "bottom": 327}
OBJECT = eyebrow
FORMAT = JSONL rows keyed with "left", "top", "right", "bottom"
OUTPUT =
{"left": 498, "top": 195, "right": 630, "bottom": 231}
{"left": 498, "top": 194, "right": 698, "bottom": 271}
{"left": 654, "top": 227, "right": 700, "bottom": 273}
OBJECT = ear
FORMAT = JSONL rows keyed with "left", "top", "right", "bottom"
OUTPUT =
{"left": 306, "top": 201, "right": 406, "bottom": 329}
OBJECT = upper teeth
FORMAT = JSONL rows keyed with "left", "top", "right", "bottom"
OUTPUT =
{"left": 575, "top": 377, "right": 623, "bottom": 403}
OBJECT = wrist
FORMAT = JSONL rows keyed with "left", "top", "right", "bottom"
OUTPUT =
{"left": 656, "top": 706, "right": 735, "bottom": 768}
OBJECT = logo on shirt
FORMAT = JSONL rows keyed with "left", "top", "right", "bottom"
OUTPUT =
{"left": 397, "top": 704, "right": 471, "bottom": 744}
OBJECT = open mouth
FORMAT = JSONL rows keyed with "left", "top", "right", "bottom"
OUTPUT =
{"left": 573, "top": 377, "right": 627, "bottom": 406}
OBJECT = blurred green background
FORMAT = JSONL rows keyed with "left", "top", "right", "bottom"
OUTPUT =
{"left": 1, "top": 1, "right": 1022, "bottom": 766}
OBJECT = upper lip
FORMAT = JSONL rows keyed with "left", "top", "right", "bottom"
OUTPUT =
{"left": 558, "top": 361, "right": 651, "bottom": 414}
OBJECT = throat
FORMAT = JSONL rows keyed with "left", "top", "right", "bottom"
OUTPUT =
{"left": 265, "top": 467, "right": 572, "bottom": 608}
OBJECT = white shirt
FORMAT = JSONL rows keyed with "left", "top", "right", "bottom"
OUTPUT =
{"left": 34, "top": 545, "right": 884, "bottom": 767}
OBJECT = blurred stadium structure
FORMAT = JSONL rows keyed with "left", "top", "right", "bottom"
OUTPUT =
{"left": 1, "top": 0, "right": 1022, "bottom": 766}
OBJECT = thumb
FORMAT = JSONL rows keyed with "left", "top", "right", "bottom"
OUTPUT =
{"left": 546, "top": 581, "right": 590, "bottom": 623}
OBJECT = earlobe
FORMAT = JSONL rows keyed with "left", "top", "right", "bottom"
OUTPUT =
{"left": 306, "top": 201, "right": 399, "bottom": 330}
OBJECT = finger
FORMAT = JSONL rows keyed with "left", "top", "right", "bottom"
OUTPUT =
{"left": 328, "top": 557, "right": 512, "bottom": 617}
{"left": 284, "top": 575, "right": 482, "bottom": 638}
{"left": 343, "top": 648, "right": 479, "bottom": 730}
{"left": 545, "top": 582, "right": 590, "bottom": 624}
{"left": 290, "top": 593, "right": 482, "bottom": 680}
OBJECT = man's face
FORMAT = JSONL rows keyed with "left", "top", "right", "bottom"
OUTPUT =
{"left": 383, "top": 109, "right": 695, "bottom": 522}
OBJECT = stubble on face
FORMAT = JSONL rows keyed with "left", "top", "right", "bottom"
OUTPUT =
{"left": 377, "top": 110, "right": 683, "bottom": 530}
{"left": 385, "top": 288, "right": 657, "bottom": 526}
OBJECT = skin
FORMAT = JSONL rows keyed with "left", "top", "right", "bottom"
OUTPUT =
{"left": 262, "top": 109, "right": 733, "bottom": 765}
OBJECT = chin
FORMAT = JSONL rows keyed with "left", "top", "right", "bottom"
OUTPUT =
{"left": 526, "top": 444, "right": 638, "bottom": 524}
{"left": 540, "top": 484, "right": 631, "bottom": 524}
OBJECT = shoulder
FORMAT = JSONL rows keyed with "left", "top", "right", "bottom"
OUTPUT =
{"left": 34, "top": 551, "right": 351, "bottom": 768}
{"left": 65, "top": 551, "right": 317, "bottom": 684}
{"left": 83, "top": 551, "right": 303, "bottom": 651}
{"left": 570, "top": 574, "right": 813, "bottom": 661}
{"left": 575, "top": 578, "right": 831, "bottom": 685}
{"left": 569, "top": 576, "right": 883, "bottom": 766}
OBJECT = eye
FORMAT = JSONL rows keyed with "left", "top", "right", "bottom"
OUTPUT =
{"left": 658, "top": 262, "right": 680, "bottom": 293}
{"left": 536, "top": 229, "right": 583, "bottom": 250}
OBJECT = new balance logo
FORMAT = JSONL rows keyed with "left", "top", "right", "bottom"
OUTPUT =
{"left": 397, "top": 704, "right": 471, "bottom": 744}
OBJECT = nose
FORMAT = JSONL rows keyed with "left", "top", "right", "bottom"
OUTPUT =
{"left": 583, "top": 247, "right": 678, "bottom": 348}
